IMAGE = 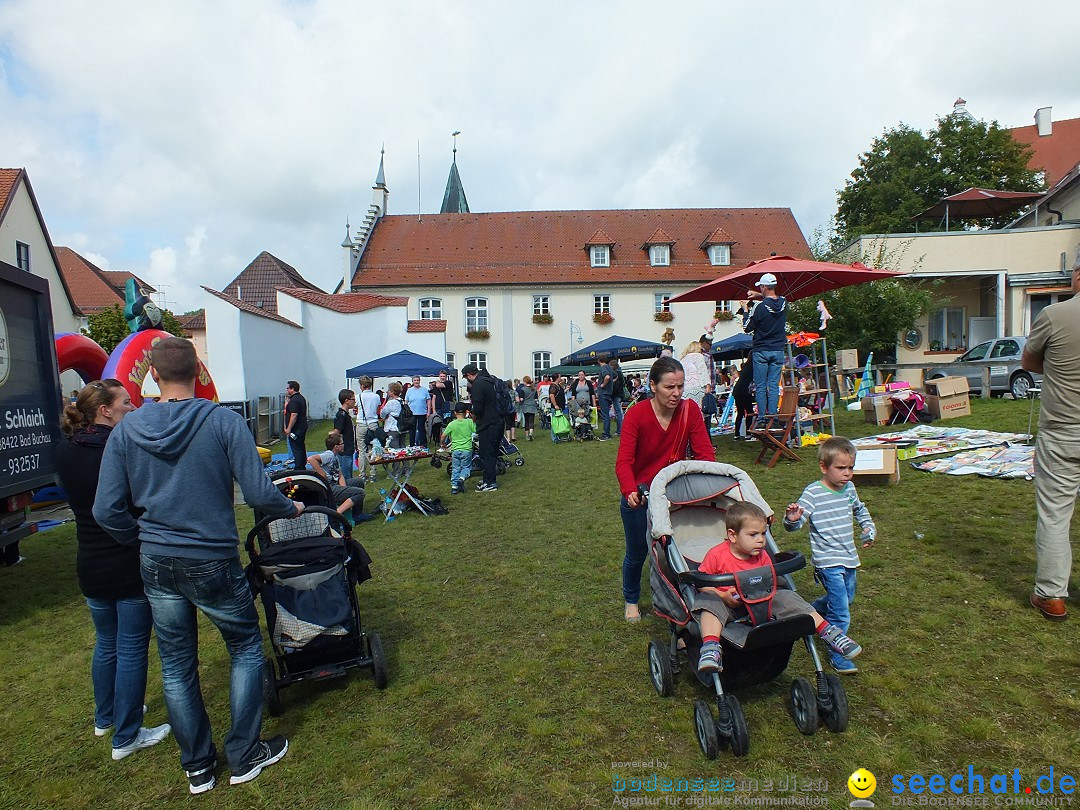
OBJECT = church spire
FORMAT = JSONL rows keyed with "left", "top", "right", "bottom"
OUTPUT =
{"left": 440, "top": 131, "right": 470, "bottom": 214}
{"left": 375, "top": 144, "right": 386, "bottom": 188}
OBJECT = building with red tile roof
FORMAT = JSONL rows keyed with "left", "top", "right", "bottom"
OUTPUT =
{"left": 1010, "top": 109, "right": 1080, "bottom": 188}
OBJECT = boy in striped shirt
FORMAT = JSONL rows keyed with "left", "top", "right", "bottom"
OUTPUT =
{"left": 783, "top": 436, "right": 876, "bottom": 675}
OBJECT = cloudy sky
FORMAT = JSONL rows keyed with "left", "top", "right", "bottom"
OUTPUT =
{"left": 2, "top": 1, "right": 1079, "bottom": 312}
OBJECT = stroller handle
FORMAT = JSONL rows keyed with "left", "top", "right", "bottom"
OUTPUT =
{"left": 678, "top": 550, "right": 806, "bottom": 588}
{"left": 246, "top": 505, "right": 348, "bottom": 544}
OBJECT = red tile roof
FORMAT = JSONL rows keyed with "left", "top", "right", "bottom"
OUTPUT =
{"left": 407, "top": 319, "right": 447, "bottom": 333}
{"left": 102, "top": 270, "right": 156, "bottom": 295}
{"left": 55, "top": 247, "right": 125, "bottom": 313}
{"left": 278, "top": 288, "right": 409, "bottom": 312}
{"left": 1010, "top": 116, "right": 1080, "bottom": 187}
{"left": 351, "top": 208, "right": 809, "bottom": 289}
{"left": 642, "top": 228, "right": 675, "bottom": 247}
{"left": 700, "top": 227, "right": 736, "bottom": 247}
{"left": 220, "top": 251, "right": 323, "bottom": 315}
{"left": 177, "top": 309, "right": 205, "bottom": 330}
{"left": 0, "top": 169, "right": 21, "bottom": 220}
{"left": 202, "top": 286, "right": 301, "bottom": 327}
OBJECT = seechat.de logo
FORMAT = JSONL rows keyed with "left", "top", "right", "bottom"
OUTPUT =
{"left": 848, "top": 768, "right": 877, "bottom": 807}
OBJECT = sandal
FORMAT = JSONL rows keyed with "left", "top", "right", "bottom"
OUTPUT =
{"left": 624, "top": 603, "right": 641, "bottom": 623}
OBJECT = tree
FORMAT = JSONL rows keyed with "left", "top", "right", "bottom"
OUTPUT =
{"left": 82, "top": 303, "right": 186, "bottom": 354}
{"left": 836, "top": 114, "right": 1042, "bottom": 241}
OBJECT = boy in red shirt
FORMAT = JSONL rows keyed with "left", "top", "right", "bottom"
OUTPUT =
{"left": 695, "top": 501, "right": 862, "bottom": 674}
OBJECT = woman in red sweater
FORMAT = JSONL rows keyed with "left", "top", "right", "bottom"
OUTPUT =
{"left": 615, "top": 356, "right": 715, "bottom": 621}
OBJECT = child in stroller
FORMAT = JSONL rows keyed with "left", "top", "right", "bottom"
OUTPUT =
{"left": 646, "top": 460, "right": 854, "bottom": 757}
{"left": 574, "top": 407, "right": 594, "bottom": 441}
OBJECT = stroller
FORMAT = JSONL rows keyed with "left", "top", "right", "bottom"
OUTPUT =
{"left": 246, "top": 477, "right": 387, "bottom": 714}
{"left": 645, "top": 460, "right": 848, "bottom": 758}
{"left": 444, "top": 435, "right": 522, "bottom": 479}
{"left": 573, "top": 417, "right": 594, "bottom": 441}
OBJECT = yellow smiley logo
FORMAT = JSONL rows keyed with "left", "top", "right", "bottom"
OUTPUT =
{"left": 848, "top": 769, "right": 877, "bottom": 798}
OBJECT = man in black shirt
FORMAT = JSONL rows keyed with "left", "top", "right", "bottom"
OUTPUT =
{"left": 333, "top": 389, "right": 358, "bottom": 479}
{"left": 462, "top": 363, "right": 500, "bottom": 492}
{"left": 284, "top": 380, "right": 308, "bottom": 470}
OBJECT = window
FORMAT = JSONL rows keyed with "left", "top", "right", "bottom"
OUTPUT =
{"left": 465, "top": 297, "right": 488, "bottom": 332}
{"left": 532, "top": 295, "right": 550, "bottom": 315}
{"left": 1030, "top": 292, "right": 1074, "bottom": 327}
{"left": 446, "top": 351, "right": 455, "bottom": 368}
{"left": 533, "top": 351, "right": 552, "bottom": 380}
{"left": 16, "top": 242, "right": 30, "bottom": 272}
{"left": 590, "top": 245, "right": 610, "bottom": 267}
{"left": 593, "top": 294, "right": 610, "bottom": 315}
{"left": 928, "top": 307, "right": 965, "bottom": 351}
{"left": 468, "top": 352, "right": 488, "bottom": 371}
{"left": 654, "top": 293, "right": 672, "bottom": 313}
{"left": 714, "top": 299, "right": 732, "bottom": 314}
{"left": 649, "top": 245, "right": 670, "bottom": 266}
{"left": 709, "top": 245, "right": 731, "bottom": 266}
{"left": 959, "top": 342, "right": 991, "bottom": 362}
{"left": 419, "top": 297, "right": 442, "bottom": 319}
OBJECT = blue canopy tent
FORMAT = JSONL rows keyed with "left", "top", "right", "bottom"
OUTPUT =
{"left": 710, "top": 333, "right": 752, "bottom": 362}
{"left": 345, "top": 349, "right": 454, "bottom": 379}
{"left": 561, "top": 335, "right": 666, "bottom": 365}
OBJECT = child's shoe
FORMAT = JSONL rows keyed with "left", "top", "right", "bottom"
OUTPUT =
{"left": 818, "top": 624, "right": 862, "bottom": 660}
{"left": 697, "top": 640, "right": 722, "bottom": 674}
{"left": 832, "top": 658, "right": 858, "bottom": 675}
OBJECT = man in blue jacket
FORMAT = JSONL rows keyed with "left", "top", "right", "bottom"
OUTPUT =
{"left": 739, "top": 272, "right": 788, "bottom": 427}
{"left": 94, "top": 338, "right": 303, "bottom": 794}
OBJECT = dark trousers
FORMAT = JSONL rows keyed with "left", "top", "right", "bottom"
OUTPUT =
{"left": 477, "top": 422, "right": 502, "bottom": 485}
{"left": 287, "top": 431, "right": 307, "bottom": 470}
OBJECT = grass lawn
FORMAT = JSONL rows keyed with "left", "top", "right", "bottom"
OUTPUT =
{"left": 2, "top": 401, "right": 1078, "bottom": 808}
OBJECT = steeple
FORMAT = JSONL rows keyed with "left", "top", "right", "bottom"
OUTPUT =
{"left": 371, "top": 145, "right": 388, "bottom": 214}
{"left": 375, "top": 145, "right": 386, "bottom": 188}
{"left": 440, "top": 131, "right": 470, "bottom": 214}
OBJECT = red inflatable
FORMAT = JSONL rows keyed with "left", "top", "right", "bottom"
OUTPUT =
{"left": 101, "top": 330, "right": 219, "bottom": 407}
{"left": 55, "top": 332, "right": 109, "bottom": 383}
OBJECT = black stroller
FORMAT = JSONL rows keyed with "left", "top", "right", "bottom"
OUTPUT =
{"left": 444, "top": 435, "right": 522, "bottom": 479}
{"left": 645, "top": 461, "right": 848, "bottom": 758}
{"left": 247, "top": 474, "right": 387, "bottom": 714}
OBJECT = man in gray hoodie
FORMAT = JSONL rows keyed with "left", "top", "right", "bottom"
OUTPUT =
{"left": 94, "top": 337, "right": 302, "bottom": 794}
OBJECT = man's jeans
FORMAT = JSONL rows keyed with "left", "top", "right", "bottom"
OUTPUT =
{"left": 812, "top": 566, "right": 857, "bottom": 668}
{"left": 753, "top": 349, "right": 785, "bottom": 418}
{"left": 612, "top": 396, "right": 624, "bottom": 434}
{"left": 85, "top": 595, "right": 153, "bottom": 749}
{"left": 337, "top": 451, "right": 355, "bottom": 481}
{"left": 598, "top": 393, "right": 614, "bottom": 437}
{"left": 141, "top": 554, "right": 264, "bottom": 774}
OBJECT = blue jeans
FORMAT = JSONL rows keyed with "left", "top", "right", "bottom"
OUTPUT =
{"left": 450, "top": 449, "right": 472, "bottom": 487}
{"left": 85, "top": 596, "right": 153, "bottom": 749}
{"left": 753, "top": 350, "right": 785, "bottom": 417}
{"left": 620, "top": 496, "right": 649, "bottom": 604}
{"left": 141, "top": 554, "right": 265, "bottom": 774}
{"left": 611, "top": 397, "right": 624, "bottom": 434}
{"left": 337, "top": 451, "right": 355, "bottom": 481}
{"left": 812, "top": 566, "right": 857, "bottom": 667}
{"left": 598, "top": 394, "right": 613, "bottom": 437}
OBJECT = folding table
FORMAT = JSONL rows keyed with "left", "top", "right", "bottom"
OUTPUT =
{"left": 370, "top": 450, "right": 434, "bottom": 522}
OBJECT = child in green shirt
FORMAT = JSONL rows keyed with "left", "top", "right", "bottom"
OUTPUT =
{"left": 442, "top": 402, "right": 476, "bottom": 494}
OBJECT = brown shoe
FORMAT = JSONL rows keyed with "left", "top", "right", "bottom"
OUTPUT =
{"left": 1030, "top": 593, "right": 1068, "bottom": 622}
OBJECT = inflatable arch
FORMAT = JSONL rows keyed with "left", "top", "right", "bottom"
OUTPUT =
{"left": 55, "top": 332, "right": 109, "bottom": 383}
{"left": 99, "top": 330, "right": 219, "bottom": 407}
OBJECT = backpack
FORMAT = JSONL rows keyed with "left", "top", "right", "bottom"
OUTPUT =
{"left": 397, "top": 399, "right": 416, "bottom": 432}
{"left": 494, "top": 378, "right": 516, "bottom": 418}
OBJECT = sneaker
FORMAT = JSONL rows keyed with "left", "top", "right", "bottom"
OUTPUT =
{"left": 111, "top": 723, "right": 172, "bottom": 760}
{"left": 229, "top": 735, "right": 289, "bottom": 785}
{"left": 186, "top": 763, "right": 217, "bottom": 795}
{"left": 819, "top": 624, "right": 862, "bottom": 660}
{"left": 697, "top": 641, "right": 722, "bottom": 674}
{"left": 96, "top": 704, "right": 148, "bottom": 737}
{"left": 475, "top": 482, "right": 498, "bottom": 493}
{"left": 597, "top": 435, "right": 610, "bottom": 441}
{"left": 450, "top": 486, "right": 462, "bottom": 495}
{"left": 832, "top": 658, "right": 859, "bottom": 675}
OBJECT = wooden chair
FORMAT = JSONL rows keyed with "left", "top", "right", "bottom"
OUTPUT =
{"left": 750, "top": 386, "right": 802, "bottom": 468}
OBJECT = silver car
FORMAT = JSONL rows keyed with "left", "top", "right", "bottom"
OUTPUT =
{"left": 925, "top": 336, "right": 1042, "bottom": 400}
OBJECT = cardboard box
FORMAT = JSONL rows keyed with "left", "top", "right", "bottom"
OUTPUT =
{"left": 852, "top": 446, "right": 899, "bottom": 484}
{"left": 861, "top": 395, "right": 894, "bottom": 425}
{"left": 924, "top": 376, "right": 971, "bottom": 420}
{"left": 838, "top": 349, "right": 859, "bottom": 370}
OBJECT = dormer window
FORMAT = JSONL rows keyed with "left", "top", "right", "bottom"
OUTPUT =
{"left": 709, "top": 245, "right": 731, "bottom": 266}
{"left": 649, "top": 245, "right": 670, "bottom": 266}
{"left": 591, "top": 245, "right": 610, "bottom": 267}
{"left": 700, "top": 228, "right": 736, "bottom": 267}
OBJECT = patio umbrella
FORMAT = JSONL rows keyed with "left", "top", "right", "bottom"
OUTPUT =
{"left": 913, "top": 187, "right": 1043, "bottom": 228}
{"left": 668, "top": 255, "right": 906, "bottom": 304}
{"left": 561, "top": 335, "right": 666, "bottom": 365}
{"left": 709, "top": 332, "right": 752, "bottom": 361}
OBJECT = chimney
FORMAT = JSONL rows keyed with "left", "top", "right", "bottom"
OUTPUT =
{"left": 236, "top": 284, "right": 241, "bottom": 300}
{"left": 1035, "top": 106, "right": 1053, "bottom": 137}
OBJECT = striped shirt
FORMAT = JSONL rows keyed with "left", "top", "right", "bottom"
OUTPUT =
{"left": 782, "top": 481, "right": 875, "bottom": 569}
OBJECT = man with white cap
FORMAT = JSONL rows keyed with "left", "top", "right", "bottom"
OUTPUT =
{"left": 738, "top": 272, "right": 788, "bottom": 427}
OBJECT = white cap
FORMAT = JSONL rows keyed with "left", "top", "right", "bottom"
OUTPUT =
{"left": 755, "top": 272, "right": 778, "bottom": 287}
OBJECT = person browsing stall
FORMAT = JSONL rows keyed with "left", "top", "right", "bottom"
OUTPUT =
{"left": 615, "top": 356, "right": 716, "bottom": 622}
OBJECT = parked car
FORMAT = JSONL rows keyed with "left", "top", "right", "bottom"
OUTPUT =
{"left": 925, "top": 336, "right": 1041, "bottom": 400}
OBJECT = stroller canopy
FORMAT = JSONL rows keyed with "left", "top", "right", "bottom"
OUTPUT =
{"left": 648, "top": 461, "right": 773, "bottom": 541}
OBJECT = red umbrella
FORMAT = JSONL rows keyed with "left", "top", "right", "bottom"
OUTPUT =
{"left": 668, "top": 255, "right": 906, "bottom": 304}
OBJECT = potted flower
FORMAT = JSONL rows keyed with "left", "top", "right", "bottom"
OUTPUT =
{"left": 465, "top": 328, "right": 491, "bottom": 340}
{"left": 714, "top": 310, "right": 735, "bottom": 321}
{"left": 653, "top": 311, "right": 674, "bottom": 323}
{"left": 593, "top": 312, "right": 614, "bottom": 325}
{"left": 532, "top": 313, "right": 553, "bottom": 325}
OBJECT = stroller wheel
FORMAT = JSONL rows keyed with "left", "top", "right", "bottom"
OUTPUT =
{"left": 693, "top": 699, "right": 719, "bottom": 760}
{"left": 262, "top": 658, "right": 282, "bottom": 717}
{"left": 718, "top": 694, "right": 750, "bottom": 757}
{"left": 647, "top": 639, "right": 674, "bottom": 697}
{"left": 514, "top": 457, "right": 525, "bottom": 466}
{"left": 430, "top": 458, "right": 442, "bottom": 468}
{"left": 368, "top": 632, "right": 389, "bottom": 690}
{"left": 818, "top": 673, "right": 849, "bottom": 732}
{"left": 788, "top": 677, "right": 819, "bottom": 735}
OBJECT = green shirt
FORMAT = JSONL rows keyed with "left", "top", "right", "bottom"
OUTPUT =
{"left": 443, "top": 418, "right": 476, "bottom": 451}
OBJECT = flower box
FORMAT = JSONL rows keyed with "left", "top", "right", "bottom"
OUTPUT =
{"left": 532, "top": 314, "right": 553, "bottom": 325}
{"left": 653, "top": 311, "right": 674, "bottom": 322}
{"left": 593, "top": 312, "right": 614, "bottom": 325}
{"left": 714, "top": 311, "right": 735, "bottom": 321}
{"left": 465, "top": 329, "right": 491, "bottom": 340}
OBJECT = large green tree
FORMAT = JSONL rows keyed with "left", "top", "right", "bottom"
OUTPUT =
{"left": 835, "top": 114, "right": 1042, "bottom": 241}
{"left": 83, "top": 303, "right": 186, "bottom": 354}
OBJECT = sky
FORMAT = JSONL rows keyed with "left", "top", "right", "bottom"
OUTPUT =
{"left": 3, "top": 0, "right": 1080, "bottom": 313}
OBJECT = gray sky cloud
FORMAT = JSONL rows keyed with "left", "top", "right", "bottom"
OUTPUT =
{"left": 2, "top": 0, "right": 1078, "bottom": 311}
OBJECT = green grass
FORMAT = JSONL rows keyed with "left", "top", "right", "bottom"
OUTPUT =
{"left": 1, "top": 402, "right": 1078, "bottom": 808}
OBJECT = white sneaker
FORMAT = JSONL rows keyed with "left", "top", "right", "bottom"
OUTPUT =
{"left": 95, "top": 704, "right": 147, "bottom": 737}
{"left": 111, "top": 723, "right": 171, "bottom": 760}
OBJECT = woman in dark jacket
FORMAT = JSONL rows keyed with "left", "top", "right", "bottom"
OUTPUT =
{"left": 732, "top": 354, "right": 756, "bottom": 440}
{"left": 54, "top": 380, "right": 171, "bottom": 759}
